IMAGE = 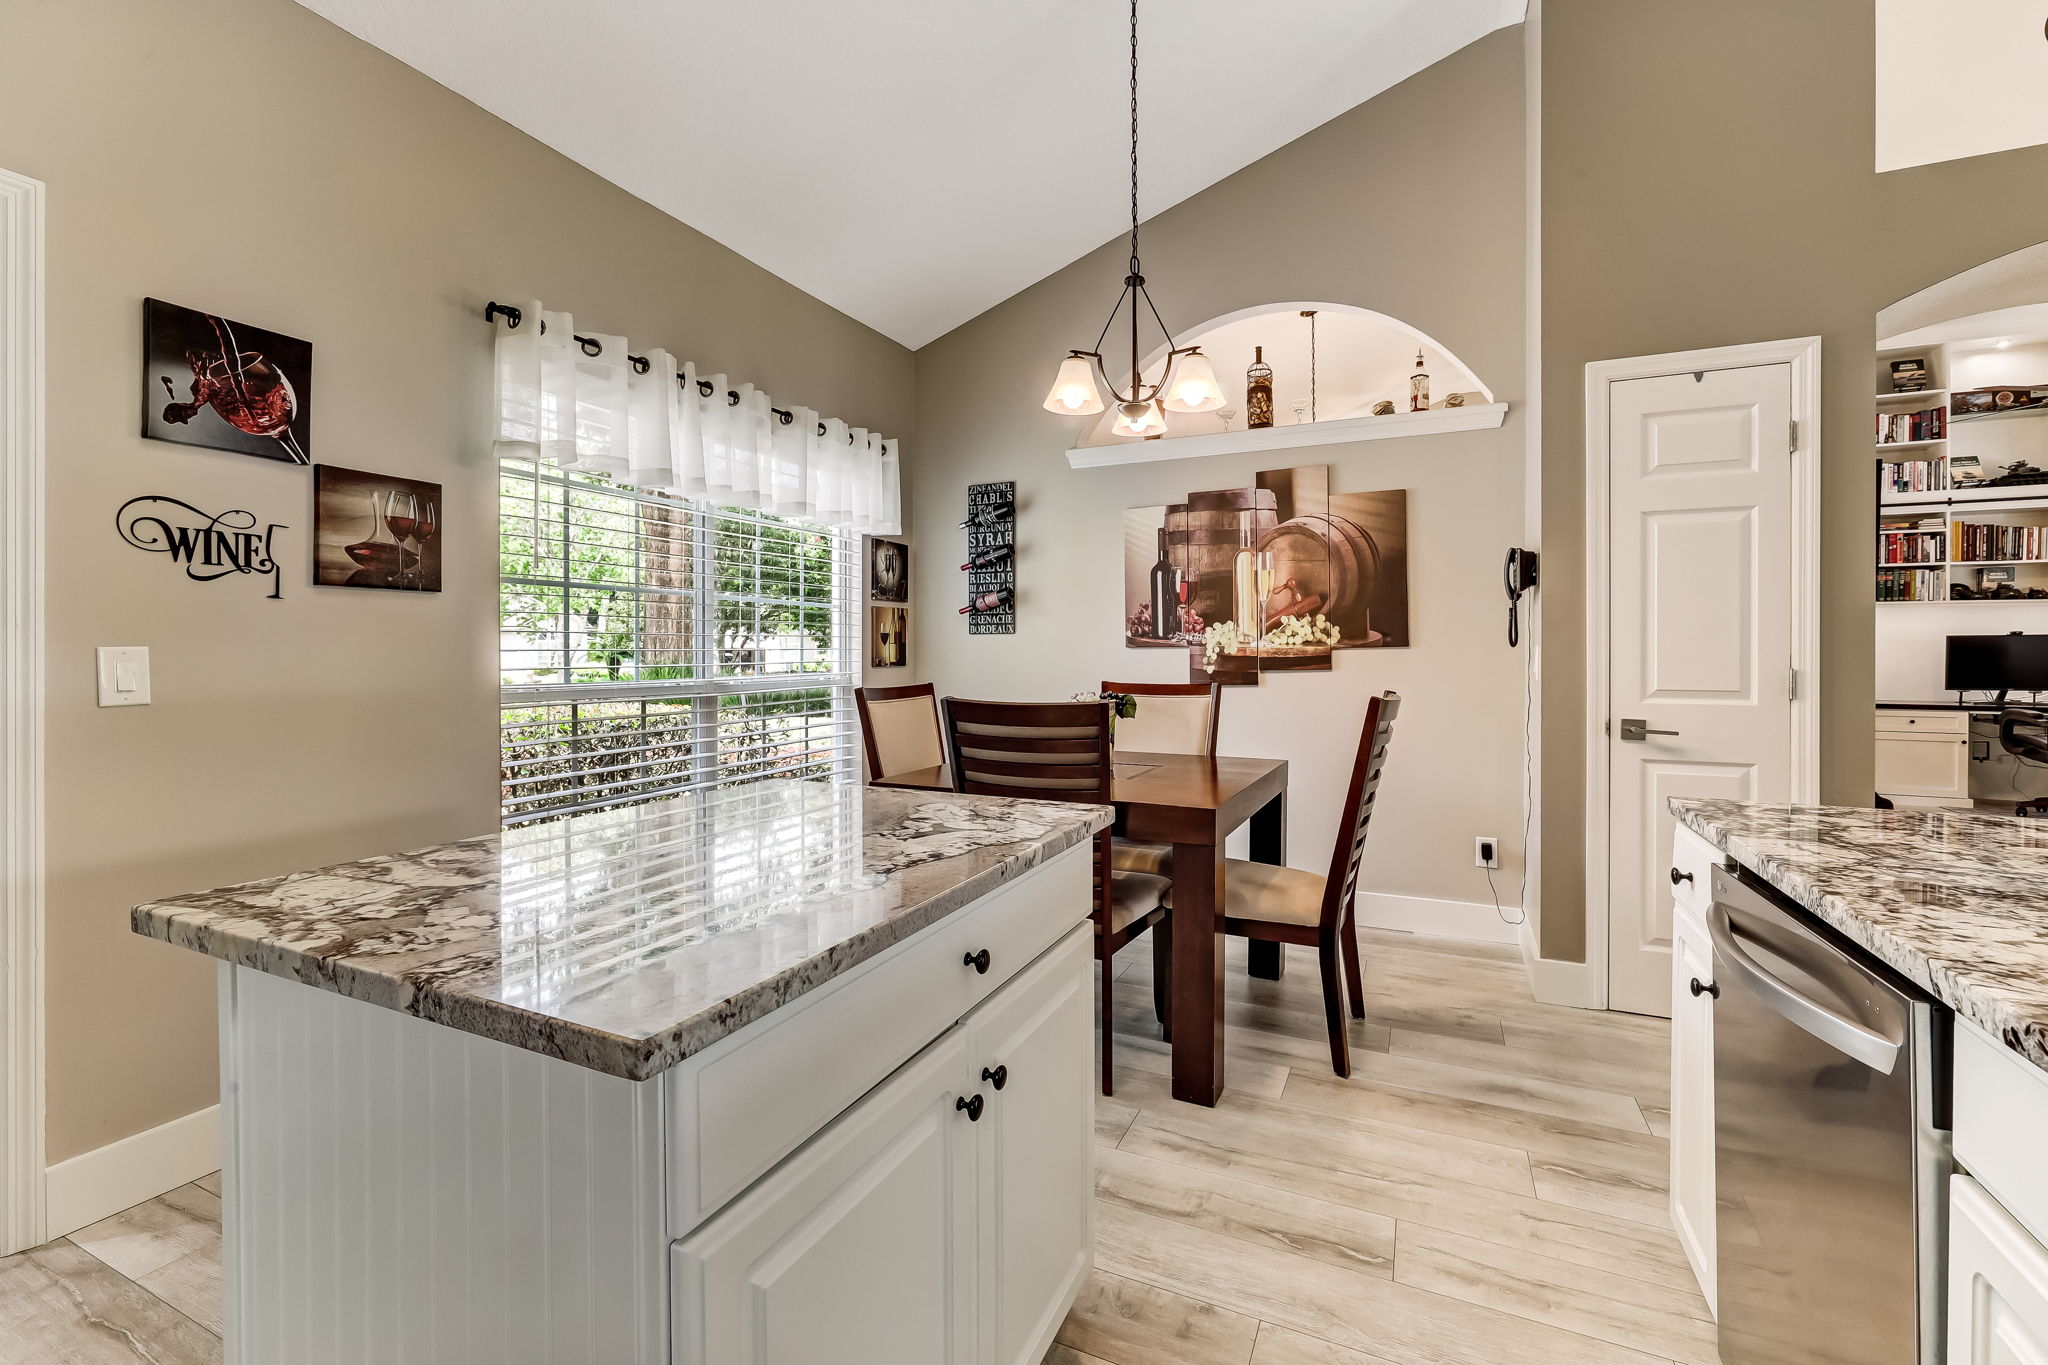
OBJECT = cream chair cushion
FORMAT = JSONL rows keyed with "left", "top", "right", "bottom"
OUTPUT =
{"left": 1222, "top": 858, "right": 1327, "bottom": 927}
{"left": 866, "top": 695, "right": 944, "bottom": 777}
{"left": 1110, "top": 839, "right": 1173, "bottom": 876}
{"left": 1113, "top": 693, "right": 1213, "bottom": 756}
{"left": 1106, "top": 869, "right": 1171, "bottom": 933}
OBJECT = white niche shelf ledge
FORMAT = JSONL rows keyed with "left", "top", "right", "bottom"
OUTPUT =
{"left": 1064, "top": 402, "right": 1509, "bottom": 469}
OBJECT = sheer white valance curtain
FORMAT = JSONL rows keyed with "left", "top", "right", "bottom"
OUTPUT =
{"left": 489, "top": 300, "right": 901, "bottom": 535}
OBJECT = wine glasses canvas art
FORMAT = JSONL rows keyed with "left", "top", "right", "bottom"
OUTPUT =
{"left": 143, "top": 299, "right": 313, "bottom": 464}
{"left": 313, "top": 465, "right": 443, "bottom": 591}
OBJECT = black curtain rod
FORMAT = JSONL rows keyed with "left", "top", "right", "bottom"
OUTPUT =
{"left": 486, "top": 300, "right": 881, "bottom": 447}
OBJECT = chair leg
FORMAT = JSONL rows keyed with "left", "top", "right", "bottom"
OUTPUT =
{"left": 1340, "top": 904, "right": 1366, "bottom": 1020}
{"left": 1319, "top": 939, "right": 1352, "bottom": 1079}
{"left": 1100, "top": 943, "right": 1117, "bottom": 1098}
{"left": 1151, "top": 918, "right": 1173, "bottom": 1042}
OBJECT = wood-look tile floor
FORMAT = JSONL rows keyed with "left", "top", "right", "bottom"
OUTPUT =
{"left": 0, "top": 932, "right": 1713, "bottom": 1365}
{"left": 1050, "top": 929, "right": 1718, "bottom": 1365}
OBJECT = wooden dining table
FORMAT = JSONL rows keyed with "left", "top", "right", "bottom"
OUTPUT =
{"left": 876, "top": 750, "right": 1288, "bottom": 1107}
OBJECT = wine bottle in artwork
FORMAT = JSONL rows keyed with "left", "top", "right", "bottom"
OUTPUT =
{"left": 959, "top": 545, "right": 1013, "bottom": 571}
{"left": 1147, "top": 527, "right": 1179, "bottom": 639}
{"left": 1409, "top": 350, "right": 1431, "bottom": 412}
{"left": 1246, "top": 346, "right": 1274, "bottom": 429}
{"left": 957, "top": 502, "right": 1014, "bottom": 530}
{"left": 959, "top": 587, "right": 1014, "bottom": 614}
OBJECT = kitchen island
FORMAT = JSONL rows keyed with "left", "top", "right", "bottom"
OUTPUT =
{"left": 132, "top": 780, "right": 1110, "bottom": 1365}
{"left": 1669, "top": 799, "right": 2048, "bottom": 1365}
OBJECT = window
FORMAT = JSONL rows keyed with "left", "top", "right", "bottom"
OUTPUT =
{"left": 498, "top": 462, "right": 858, "bottom": 825}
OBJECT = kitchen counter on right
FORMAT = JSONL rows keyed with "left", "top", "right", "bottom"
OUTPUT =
{"left": 1670, "top": 798, "right": 2048, "bottom": 1076}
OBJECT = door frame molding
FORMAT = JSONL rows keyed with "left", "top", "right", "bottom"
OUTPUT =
{"left": 0, "top": 166, "right": 45, "bottom": 1255}
{"left": 1583, "top": 336, "right": 1821, "bottom": 1011}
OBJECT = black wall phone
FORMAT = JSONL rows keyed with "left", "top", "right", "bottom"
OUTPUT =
{"left": 1503, "top": 548, "right": 1539, "bottom": 647}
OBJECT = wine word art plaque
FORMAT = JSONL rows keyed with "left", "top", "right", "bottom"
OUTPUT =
{"left": 115, "top": 495, "right": 286, "bottom": 600}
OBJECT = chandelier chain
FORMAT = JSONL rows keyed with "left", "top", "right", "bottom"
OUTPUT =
{"left": 1129, "top": 0, "right": 1140, "bottom": 273}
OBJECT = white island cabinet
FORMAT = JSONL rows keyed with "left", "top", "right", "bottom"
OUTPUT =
{"left": 137, "top": 781, "right": 1108, "bottom": 1365}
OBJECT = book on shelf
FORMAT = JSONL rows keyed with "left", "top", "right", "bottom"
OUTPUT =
{"left": 1950, "top": 519, "right": 2047, "bottom": 564}
{"left": 1875, "top": 407, "right": 1947, "bottom": 444}
{"left": 1878, "top": 457, "right": 1947, "bottom": 495}
{"left": 1876, "top": 566, "right": 1946, "bottom": 602}
{"left": 1878, "top": 514, "right": 1946, "bottom": 563}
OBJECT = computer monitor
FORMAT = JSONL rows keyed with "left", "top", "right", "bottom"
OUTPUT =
{"left": 1944, "top": 633, "right": 2048, "bottom": 699}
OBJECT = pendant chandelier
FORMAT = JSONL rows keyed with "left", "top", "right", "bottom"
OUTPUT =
{"left": 1041, "top": 0, "right": 1222, "bottom": 436}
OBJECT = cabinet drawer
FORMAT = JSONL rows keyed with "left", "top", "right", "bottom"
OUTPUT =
{"left": 1955, "top": 1019, "right": 2048, "bottom": 1250}
{"left": 663, "top": 846, "right": 1091, "bottom": 1235}
{"left": 1669, "top": 824, "right": 1722, "bottom": 920}
{"left": 1875, "top": 710, "right": 1968, "bottom": 735}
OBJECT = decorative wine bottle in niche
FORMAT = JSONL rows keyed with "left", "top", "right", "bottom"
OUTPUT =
{"left": 1246, "top": 347, "right": 1274, "bottom": 429}
{"left": 1409, "top": 350, "right": 1431, "bottom": 412}
{"left": 1147, "top": 528, "right": 1180, "bottom": 639}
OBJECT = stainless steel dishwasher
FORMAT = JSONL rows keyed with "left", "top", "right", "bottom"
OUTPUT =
{"left": 1708, "top": 865, "right": 1950, "bottom": 1365}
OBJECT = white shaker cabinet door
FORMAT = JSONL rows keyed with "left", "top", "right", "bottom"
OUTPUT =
{"left": 672, "top": 1027, "right": 978, "bottom": 1365}
{"left": 964, "top": 925, "right": 1095, "bottom": 1365}
{"left": 1951, "top": 1175, "right": 2048, "bottom": 1365}
{"left": 1669, "top": 900, "right": 1717, "bottom": 1314}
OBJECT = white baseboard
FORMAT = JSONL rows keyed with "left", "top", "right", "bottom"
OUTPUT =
{"left": 44, "top": 1104, "right": 220, "bottom": 1238}
{"left": 1517, "top": 914, "right": 1602, "bottom": 1008}
{"left": 1355, "top": 890, "right": 1524, "bottom": 945}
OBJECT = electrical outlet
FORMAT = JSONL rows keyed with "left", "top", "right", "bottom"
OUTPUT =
{"left": 1475, "top": 836, "right": 1499, "bottom": 869}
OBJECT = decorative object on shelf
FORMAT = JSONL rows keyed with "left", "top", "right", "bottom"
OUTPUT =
{"left": 1217, "top": 406, "right": 1238, "bottom": 432}
{"left": 143, "top": 299, "right": 312, "bottom": 464}
{"left": 871, "top": 606, "right": 907, "bottom": 667}
{"left": 1445, "top": 392, "right": 1467, "bottom": 408}
{"left": 1954, "top": 386, "right": 2048, "bottom": 417}
{"left": 313, "top": 465, "right": 442, "bottom": 591}
{"left": 1122, "top": 464, "right": 1408, "bottom": 686}
{"left": 1371, "top": 400, "right": 1396, "bottom": 417}
{"left": 962, "top": 480, "right": 1014, "bottom": 635}
{"left": 1409, "top": 350, "right": 1431, "bottom": 413}
{"left": 870, "top": 538, "right": 908, "bottom": 603}
{"left": 1300, "top": 309, "right": 1319, "bottom": 421}
{"left": 115, "top": 494, "right": 285, "bottom": 599}
{"left": 1889, "top": 357, "right": 1931, "bottom": 392}
{"left": 1246, "top": 346, "right": 1274, "bottom": 429}
{"left": 1038, "top": 0, "right": 1224, "bottom": 439}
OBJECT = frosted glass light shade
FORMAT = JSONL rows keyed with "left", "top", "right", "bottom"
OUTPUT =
{"left": 1042, "top": 354, "right": 1106, "bottom": 415}
{"left": 1112, "top": 400, "right": 1168, "bottom": 438}
{"left": 1160, "top": 350, "right": 1224, "bottom": 413}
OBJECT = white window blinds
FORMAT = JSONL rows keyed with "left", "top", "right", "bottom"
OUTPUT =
{"left": 498, "top": 463, "right": 858, "bottom": 826}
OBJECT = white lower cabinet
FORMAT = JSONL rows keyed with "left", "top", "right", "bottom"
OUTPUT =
{"left": 1950, "top": 1174, "right": 2048, "bottom": 1365}
{"left": 1668, "top": 895, "right": 1717, "bottom": 1314}
{"left": 672, "top": 925, "right": 1094, "bottom": 1365}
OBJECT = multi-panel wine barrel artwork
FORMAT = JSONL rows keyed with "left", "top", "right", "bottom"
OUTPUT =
{"left": 1122, "top": 463, "right": 1407, "bottom": 687}
{"left": 961, "top": 480, "right": 1015, "bottom": 635}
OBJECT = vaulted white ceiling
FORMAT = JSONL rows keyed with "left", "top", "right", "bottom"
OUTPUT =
{"left": 295, "top": 0, "right": 1525, "bottom": 348}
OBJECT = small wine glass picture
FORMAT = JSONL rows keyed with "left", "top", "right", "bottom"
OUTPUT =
{"left": 315, "top": 466, "right": 443, "bottom": 592}
{"left": 144, "top": 299, "right": 313, "bottom": 464}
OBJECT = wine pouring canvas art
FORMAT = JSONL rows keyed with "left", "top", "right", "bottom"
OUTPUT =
{"left": 313, "top": 465, "right": 443, "bottom": 591}
{"left": 143, "top": 299, "right": 313, "bottom": 464}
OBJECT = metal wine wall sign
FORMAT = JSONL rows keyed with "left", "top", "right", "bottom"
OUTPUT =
{"left": 116, "top": 495, "right": 287, "bottom": 599}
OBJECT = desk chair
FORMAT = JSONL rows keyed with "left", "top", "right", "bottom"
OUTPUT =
{"left": 1218, "top": 691, "right": 1399, "bottom": 1078}
{"left": 942, "top": 698, "right": 1170, "bottom": 1096}
{"left": 1999, "top": 708, "right": 2048, "bottom": 815}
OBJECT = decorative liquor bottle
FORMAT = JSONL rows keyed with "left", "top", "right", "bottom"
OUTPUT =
{"left": 1409, "top": 351, "right": 1430, "bottom": 412}
{"left": 1246, "top": 347, "right": 1274, "bottom": 429}
{"left": 1147, "top": 528, "right": 1179, "bottom": 639}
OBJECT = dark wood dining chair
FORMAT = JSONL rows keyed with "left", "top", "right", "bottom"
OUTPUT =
{"left": 1100, "top": 680, "right": 1220, "bottom": 879}
{"left": 855, "top": 683, "right": 950, "bottom": 789}
{"left": 941, "top": 697, "right": 1172, "bottom": 1096}
{"left": 1219, "top": 690, "right": 1399, "bottom": 1078}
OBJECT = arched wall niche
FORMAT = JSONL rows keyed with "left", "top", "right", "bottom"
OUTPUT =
{"left": 1077, "top": 300, "right": 1495, "bottom": 448}
{"left": 1879, "top": 240, "right": 2048, "bottom": 344}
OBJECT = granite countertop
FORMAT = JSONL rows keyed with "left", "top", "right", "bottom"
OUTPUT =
{"left": 133, "top": 781, "right": 1111, "bottom": 1081}
{"left": 1671, "top": 798, "right": 2048, "bottom": 1073}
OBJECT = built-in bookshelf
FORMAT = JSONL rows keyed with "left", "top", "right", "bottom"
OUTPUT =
{"left": 1875, "top": 339, "right": 2048, "bottom": 604}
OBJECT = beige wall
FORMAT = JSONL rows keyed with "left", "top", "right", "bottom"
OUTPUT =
{"left": 1535, "top": 0, "right": 2048, "bottom": 960}
{"left": 910, "top": 32, "right": 1528, "bottom": 914}
{"left": 1, "top": 0, "right": 913, "bottom": 1162}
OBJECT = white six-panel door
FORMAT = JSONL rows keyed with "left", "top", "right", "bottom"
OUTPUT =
{"left": 1603, "top": 361, "right": 1797, "bottom": 1018}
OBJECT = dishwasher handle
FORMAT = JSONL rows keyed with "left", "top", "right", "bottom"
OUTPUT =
{"left": 1708, "top": 903, "right": 1904, "bottom": 1074}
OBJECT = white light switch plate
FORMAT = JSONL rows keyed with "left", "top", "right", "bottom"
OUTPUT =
{"left": 96, "top": 646, "right": 150, "bottom": 707}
